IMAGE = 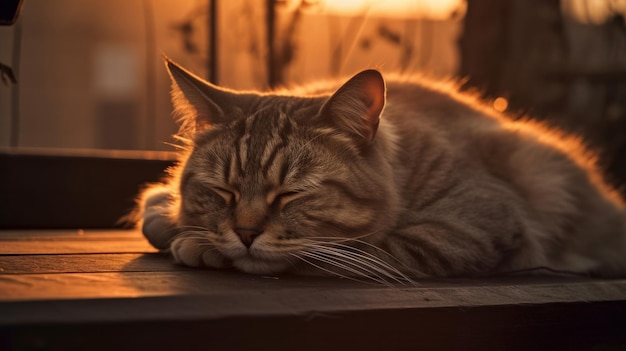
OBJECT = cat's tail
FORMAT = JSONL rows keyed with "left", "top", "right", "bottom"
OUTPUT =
{"left": 139, "top": 184, "right": 178, "bottom": 250}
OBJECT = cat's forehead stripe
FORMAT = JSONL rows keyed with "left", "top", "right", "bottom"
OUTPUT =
{"left": 237, "top": 130, "right": 250, "bottom": 175}
{"left": 228, "top": 111, "right": 300, "bottom": 190}
{"left": 260, "top": 114, "right": 292, "bottom": 178}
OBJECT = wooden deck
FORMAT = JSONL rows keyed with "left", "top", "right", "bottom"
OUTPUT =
{"left": 1, "top": 229, "right": 626, "bottom": 351}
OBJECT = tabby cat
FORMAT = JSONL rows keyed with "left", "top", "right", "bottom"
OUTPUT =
{"left": 139, "top": 56, "right": 626, "bottom": 283}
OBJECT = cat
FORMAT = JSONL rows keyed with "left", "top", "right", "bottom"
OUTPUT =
{"left": 138, "top": 56, "right": 626, "bottom": 283}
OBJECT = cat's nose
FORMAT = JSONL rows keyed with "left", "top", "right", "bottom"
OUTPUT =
{"left": 234, "top": 227, "right": 263, "bottom": 248}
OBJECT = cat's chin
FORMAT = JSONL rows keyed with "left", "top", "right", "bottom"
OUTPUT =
{"left": 233, "top": 256, "right": 290, "bottom": 275}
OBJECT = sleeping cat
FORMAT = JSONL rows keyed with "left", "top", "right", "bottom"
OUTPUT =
{"left": 139, "top": 56, "right": 626, "bottom": 282}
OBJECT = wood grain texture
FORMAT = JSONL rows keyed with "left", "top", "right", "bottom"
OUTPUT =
{"left": 0, "top": 230, "right": 157, "bottom": 254}
{"left": 0, "top": 253, "right": 180, "bottom": 274}
{"left": 0, "top": 241, "right": 157, "bottom": 255}
{"left": 0, "top": 229, "right": 147, "bottom": 240}
{"left": 1, "top": 268, "right": 626, "bottom": 306}
{"left": 1, "top": 229, "right": 626, "bottom": 351}
{"left": 1, "top": 229, "right": 626, "bottom": 304}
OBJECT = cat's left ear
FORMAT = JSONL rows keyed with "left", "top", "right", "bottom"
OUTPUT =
{"left": 164, "top": 55, "right": 241, "bottom": 131}
{"left": 320, "top": 69, "right": 386, "bottom": 142}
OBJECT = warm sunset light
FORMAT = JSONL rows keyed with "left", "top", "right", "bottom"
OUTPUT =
{"left": 493, "top": 97, "right": 508, "bottom": 112}
{"left": 562, "top": 0, "right": 626, "bottom": 24}
{"left": 313, "top": 0, "right": 464, "bottom": 19}
{"left": 3, "top": 2, "right": 626, "bottom": 348}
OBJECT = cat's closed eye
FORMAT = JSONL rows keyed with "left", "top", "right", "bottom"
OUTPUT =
{"left": 210, "top": 186, "right": 237, "bottom": 203}
{"left": 273, "top": 191, "right": 302, "bottom": 209}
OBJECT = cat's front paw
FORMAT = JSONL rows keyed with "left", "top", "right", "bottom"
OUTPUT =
{"left": 141, "top": 185, "right": 176, "bottom": 249}
{"left": 170, "top": 235, "right": 230, "bottom": 269}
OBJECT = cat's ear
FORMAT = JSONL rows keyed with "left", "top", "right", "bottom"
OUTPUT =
{"left": 164, "top": 56, "right": 236, "bottom": 130}
{"left": 320, "top": 69, "right": 386, "bottom": 142}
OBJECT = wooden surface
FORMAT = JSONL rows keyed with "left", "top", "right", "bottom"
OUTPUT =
{"left": 1, "top": 229, "right": 626, "bottom": 350}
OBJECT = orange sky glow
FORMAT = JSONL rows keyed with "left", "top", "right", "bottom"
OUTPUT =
{"left": 313, "top": 0, "right": 464, "bottom": 19}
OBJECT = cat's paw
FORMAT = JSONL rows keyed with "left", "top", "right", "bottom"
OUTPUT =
{"left": 171, "top": 235, "right": 229, "bottom": 269}
{"left": 141, "top": 186, "right": 176, "bottom": 249}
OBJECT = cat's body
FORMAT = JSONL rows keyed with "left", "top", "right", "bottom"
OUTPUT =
{"left": 140, "top": 57, "right": 626, "bottom": 281}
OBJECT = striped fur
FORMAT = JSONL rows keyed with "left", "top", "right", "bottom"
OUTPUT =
{"left": 139, "top": 57, "right": 626, "bottom": 282}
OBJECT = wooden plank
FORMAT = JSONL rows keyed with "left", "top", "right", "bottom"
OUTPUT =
{"left": 0, "top": 229, "right": 145, "bottom": 240}
{"left": 0, "top": 272, "right": 178, "bottom": 301}
{"left": 0, "top": 253, "right": 183, "bottom": 274}
{"left": 0, "top": 240, "right": 157, "bottom": 255}
{"left": 0, "top": 270, "right": 352, "bottom": 302}
{"left": 0, "top": 228, "right": 625, "bottom": 351}
{"left": 0, "top": 147, "right": 177, "bottom": 161}
{"left": 1, "top": 264, "right": 625, "bottom": 304}
{"left": 0, "top": 229, "right": 157, "bottom": 254}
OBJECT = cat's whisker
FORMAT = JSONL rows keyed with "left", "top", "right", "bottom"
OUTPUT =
{"left": 289, "top": 253, "right": 374, "bottom": 285}
{"left": 292, "top": 251, "right": 389, "bottom": 286}
{"left": 308, "top": 236, "right": 424, "bottom": 280}
{"left": 304, "top": 242, "right": 415, "bottom": 286}
{"left": 302, "top": 243, "right": 417, "bottom": 286}
{"left": 164, "top": 139, "right": 189, "bottom": 150}
{"left": 302, "top": 237, "right": 417, "bottom": 280}
{"left": 304, "top": 236, "right": 366, "bottom": 244}
{"left": 323, "top": 239, "right": 421, "bottom": 282}
{"left": 303, "top": 247, "right": 399, "bottom": 286}
{"left": 305, "top": 240, "right": 391, "bottom": 264}
{"left": 306, "top": 228, "right": 382, "bottom": 243}
{"left": 299, "top": 247, "right": 399, "bottom": 287}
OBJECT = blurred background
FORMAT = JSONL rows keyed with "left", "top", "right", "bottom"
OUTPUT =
{"left": 1, "top": 0, "right": 625, "bottom": 185}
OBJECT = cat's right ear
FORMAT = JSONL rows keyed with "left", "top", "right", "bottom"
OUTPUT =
{"left": 164, "top": 56, "right": 234, "bottom": 131}
{"left": 320, "top": 69, "right": 386, "bottom": 143}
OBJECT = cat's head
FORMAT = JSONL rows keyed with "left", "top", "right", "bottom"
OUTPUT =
{"left": 166, "top": 57, "right": 399, "bottom": 274}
